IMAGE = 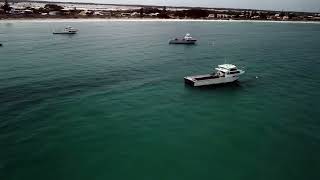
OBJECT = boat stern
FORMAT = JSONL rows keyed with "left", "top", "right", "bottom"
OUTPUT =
{"left": 184, "top": 77, "right": 196, "bottom": 86}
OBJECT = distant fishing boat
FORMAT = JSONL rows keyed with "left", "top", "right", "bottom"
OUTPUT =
{"left": 169, "top": 33, "right": 197, "bottom": 44}
{"left": 53, "top": 26, "right": 78, "bottom": 34}
{"left": 184, "top": 64, "right": 245, "bottom": 87}
{"left": 0, "top": 43, "right": 2, "bottom": 46}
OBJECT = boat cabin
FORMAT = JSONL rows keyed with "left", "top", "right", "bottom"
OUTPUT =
{"left": 183, "top": 33, "right": 196, "bottom": 41}
{"left": 65, "top": 26, "right": 77, "bottom": 32}
{"left": 215, "top": 64, "right": 241, "bottom": 76}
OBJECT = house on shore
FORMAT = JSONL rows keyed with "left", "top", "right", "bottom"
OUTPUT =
{"left": 48, "top": 11, "right": 60, "bottom": 16}
{"left": 207, "top": 14, "right": 216, "bottom": 19}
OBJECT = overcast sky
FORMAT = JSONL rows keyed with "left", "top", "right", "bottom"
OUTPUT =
{"left": 52, "top": 0, "right": 320, "bottom": 12}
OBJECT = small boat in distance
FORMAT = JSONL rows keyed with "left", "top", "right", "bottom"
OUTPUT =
{"left": 53, "top": 26, "right": 78, "bottom": 34}
{"left": 184, "top": 64, "right": 245, "bottom": 87}
{"left": 169, "top": 33, "right": 197, "bottom": 44}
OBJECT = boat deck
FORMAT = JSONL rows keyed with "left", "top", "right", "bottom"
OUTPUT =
{"left": 53, "top": 32, "right": 77, "bottom": 34}
{"left": 184, "top": 74, "right": 220, "bottom": 81}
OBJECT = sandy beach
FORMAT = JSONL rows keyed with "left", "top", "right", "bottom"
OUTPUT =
{"left": 1, "top": 18, "right": 320, "bottom": 24}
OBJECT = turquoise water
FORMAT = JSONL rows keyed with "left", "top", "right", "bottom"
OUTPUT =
{"left": 1, "top": 21, "right": 320, "bottom": 179}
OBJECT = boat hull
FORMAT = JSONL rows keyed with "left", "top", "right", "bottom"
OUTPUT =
{"left": 53, "top": 32, "right": 77, "bottom": 34}
{"left": 184, "top": 74, "right": 241, "bottom": 87}
{"left": 169, "top": 40, "right": 197, "bottom": 44}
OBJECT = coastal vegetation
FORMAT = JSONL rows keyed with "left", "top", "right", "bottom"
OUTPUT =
{"left": 1, "top": 1, "right": 319, "bottom": 21}
{"left": 1, "top": 0, "right": 12, "bottom": 13}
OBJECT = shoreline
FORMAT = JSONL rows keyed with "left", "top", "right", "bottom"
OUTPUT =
{"left": 1, "top": 18, "right": 320, "bottom": 24}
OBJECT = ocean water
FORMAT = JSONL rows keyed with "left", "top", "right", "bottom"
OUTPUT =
{"left": 1, "top": 20, "right": 320, "bottom": 180}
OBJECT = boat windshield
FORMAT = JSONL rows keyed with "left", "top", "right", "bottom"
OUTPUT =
{"left": 184, "top": 33, "right": 193, "bottom": 40}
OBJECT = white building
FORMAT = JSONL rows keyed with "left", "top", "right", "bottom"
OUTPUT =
{"left": 130, "top": 12, "right": 139, "bottom": 17}
{"left": 217, "top": 14, "right": 230, "bottom": 19}
{"left": 48, "top": 11, "right": 60, "bottom": 16}
{"left": 148, "top": 13, "right": 160, "bottom": 17}
{"left": 282, "top": 16, "right": 289, "bottom": 20}
{"left": 93, "top": 11, "right": 103, "bottom": 16}
{"left": 208, "top": 14, "right": 216, "bottom": 19}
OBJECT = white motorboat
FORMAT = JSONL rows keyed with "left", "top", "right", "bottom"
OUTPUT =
{"left": 184, "top": 64, "right": 245, "bottom": 87}
{"left": 169, "top": 33, "right": 197, "bottom": 44}
{"left": 53, "top": 26, "right": 78, "bottom": 34}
